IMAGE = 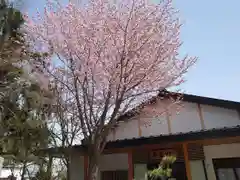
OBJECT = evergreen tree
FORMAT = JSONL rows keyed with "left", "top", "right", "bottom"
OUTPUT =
{"left": 0, "top": 0, "right": 53, "bottom": 178}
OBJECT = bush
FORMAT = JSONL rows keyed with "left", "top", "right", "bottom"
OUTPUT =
{"left": 148, "top": 156, "right": 176, "bottom": 180}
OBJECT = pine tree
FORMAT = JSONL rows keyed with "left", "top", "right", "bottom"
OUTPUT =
{"left": 0, "top": 1, "right": 53, "bottom": 178}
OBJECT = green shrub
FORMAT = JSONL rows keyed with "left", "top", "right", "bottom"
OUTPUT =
{"left": 148, "top": 156, "right": 176, "bottom": 180}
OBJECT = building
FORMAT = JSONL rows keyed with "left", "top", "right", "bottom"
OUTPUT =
{"left": 66, "top": 92, "right": 240, "bottom": 180}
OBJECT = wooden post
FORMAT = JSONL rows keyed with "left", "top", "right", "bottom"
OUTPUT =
{"left": 197, "top": 103, "right": 205, "bottom": 129}
{"left": 113, "top": 129, "right": 116, "bottom": 141}
{"left": 166, "top": 112, "right": 172, "bottom": 133}
{"left": 84, "top": 155, "right": 89, "bottom": 180}
{"left": 137, "top": 118, "right": 142, "bottom": 137}
{"left": 183, "top": 143, "right": 192, "bottom": 180}
{"left": 128, "top": 151, "right": 133, "bottom": 180}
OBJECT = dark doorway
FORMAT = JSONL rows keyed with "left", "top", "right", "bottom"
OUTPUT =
{"left": 147, "top": 162, "right": 187, "bottom": 180}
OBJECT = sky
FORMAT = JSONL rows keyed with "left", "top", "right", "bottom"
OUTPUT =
{"left": 24, "top": 0, "right": 240, "bottom": 102}
{"left": 2, "top": 0, "right": 240, "bottom": 178}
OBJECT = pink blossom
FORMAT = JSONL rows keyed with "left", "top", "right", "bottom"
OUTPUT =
{"left": 24, "top": 0, "right": 196, "bottom": 132}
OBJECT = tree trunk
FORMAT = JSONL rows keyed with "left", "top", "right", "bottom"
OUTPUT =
{"left": 87, "top": 147, "right": 101, "bottom": 180}
{"left": 91, "top": 165, "right": 99, "bottom": 180}
{"left": 46, "top": 156, "right": 53, "bottom": 179}
{"left": 87, "top": 161, "right": 100, "bottom": 180}
{"left": 66, "top": 158, "right": 71, "bottom": 180}
{"left": 20, "top": 161, "right": 27, "bottom": 180}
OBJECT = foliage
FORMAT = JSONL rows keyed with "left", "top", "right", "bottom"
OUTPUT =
{"left": 30, "top": 168, "right": 51, "bottom": 180}
{"left": 0, "top": 0, "right": 24, "bottom": 41}
{"left": 29, "top": 158, "right": 68, "bottom": 180}
{"left": 0, "top": 0, "right": 53, "bottom": 179}
{"left": 148, "top": 156, "right": 176, "bottom": 180}
{"left": 24, "top": 0, "right": 196, "bottom": 179}
{"left": 0, "top": 0, "right": 25, "bottom": 63}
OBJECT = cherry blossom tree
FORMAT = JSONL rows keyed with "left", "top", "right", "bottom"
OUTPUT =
{"left": 24, "top": 0, "right": 196, "bottom": 179}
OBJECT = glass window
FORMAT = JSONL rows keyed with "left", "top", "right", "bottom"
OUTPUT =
{"left": 217, "top": 168, "right": 236, "bottom": 180}
{"left": 213, "top": 158, "right": 240, "bottom": 180}
{"left": 236, "top": 168, "right": 240, "bottom": 179}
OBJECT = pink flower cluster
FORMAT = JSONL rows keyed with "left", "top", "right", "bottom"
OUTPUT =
{"left": 24, "top": 0, "right": 196, "bottom": 130}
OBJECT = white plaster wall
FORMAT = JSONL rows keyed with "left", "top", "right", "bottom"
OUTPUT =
{"left": 106, "top": 129, "right": 115, "bottom": 141}
{"left": 70, "top": 153, "right": 128, "bottom": 180}
{"left": 141, "top": 114, "right": 169, "bottom": 137}
{"left": 190, "top": 160, "right": 206, "bottom": 180}
{"left": 201, "top": 105, "right": 240, "bottom": 129}
{"left": 171, "top": 102, "right": 202, "bottom": 133}
{"left": 204, "top": 143, "right": 240, "bottom": 180}
{"left": 70, "top": 153, "right": 84, "bottom": 180}
{"left": 109, "top": 102, "right": 203, "bottom": 140}
{"left": 107, "top": 102, "right": 240, "bottom": 141}
{"left": 99, "top": 153, "right": 128, "bottom": 171}
{"left": 134, "top": 164, "right": 148, "bottom": 180}
{"left": 114, "top": 119, "right": 139, "bottom": 140}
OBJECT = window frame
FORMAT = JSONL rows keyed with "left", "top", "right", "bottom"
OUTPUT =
{"left": 213, "top": 158, "right": 240, "bottom": 180}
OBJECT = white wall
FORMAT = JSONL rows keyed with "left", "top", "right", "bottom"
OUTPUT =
{"left": 114, "top": 119, "right": 139, "bottom": 140}
{"left": 106, "top": 101, "right": 240, "bottom": 141}
{"left": 134, "top": 164, "right": 148, "bottom": 180}
{"left": 201, "top": 105, "right": 240, "bottom": 129}
{"left": 106, "top": 129, "right": 115, "bottom": 141}
{"left": 190, "top": 160, "right": 206, "bottom": 180}
{"left": 70, "top": 153, "right": 84, "bottom": 180}
{"left": 70, "top": 153, "right": 128, "bottom": 180}
{"left": 171, "top": 102, "right": 202, "bottom": 133}
{"left": 204, "top": 143, "right": 240, "bottom": 180}
{"left": 99, "top": 153, "right": 128, "bottom": 171}
{"left": 141, "top": 114, "right": 169, "bottom": 137}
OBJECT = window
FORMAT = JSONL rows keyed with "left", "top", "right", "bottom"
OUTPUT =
{"left": 213, "top": 158, "right": 240, "bottom": 180}
{"left": 217, "top": 168, "right": 236, "bottom": 180}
